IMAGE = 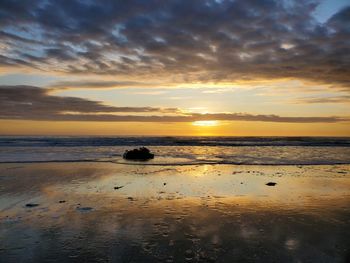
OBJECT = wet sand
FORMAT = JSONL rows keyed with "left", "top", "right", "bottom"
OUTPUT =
{"left": 0, "top": 163, "right": 350, "bottom": 262}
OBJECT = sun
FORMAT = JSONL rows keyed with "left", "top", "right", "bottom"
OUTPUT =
{"left": 192, "top": 120, "right": 219, "bottom": 127}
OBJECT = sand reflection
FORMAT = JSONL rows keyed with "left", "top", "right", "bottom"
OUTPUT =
{"left": 0, "top": 163, "right": 349, "bottom": 262}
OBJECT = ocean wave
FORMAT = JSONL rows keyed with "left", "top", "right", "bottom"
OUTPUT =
{"left": 0, "top": 136, "right": 350, "bottom": 147}
{"left": 1, "top": 137, "right": 350, "bottom": 165}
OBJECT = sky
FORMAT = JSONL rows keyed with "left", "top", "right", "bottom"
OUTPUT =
{"left": 0, "top": 0, "right": 349, "bottom": 136}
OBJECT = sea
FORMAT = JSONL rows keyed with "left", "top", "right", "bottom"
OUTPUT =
{"left": 0, "top": 136, "right": 350, "bottom": 165}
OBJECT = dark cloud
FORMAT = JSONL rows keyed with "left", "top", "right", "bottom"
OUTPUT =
{"left": 0, "top": 85, "right": 179, "bottom": 119}
{"left": 0, "top": 85, "right": 347, "bottom": 123}
{"left": 327, "top": 5, "right": 350, "bottom": 33}
{"left": 0, "top": 0, "right": 349, "bottom": 89}
{"left": 295, "top": 95, "right": 350, "bottom": 104}
{"left": 50, "top": 80, "right": 156, "bottom": 90}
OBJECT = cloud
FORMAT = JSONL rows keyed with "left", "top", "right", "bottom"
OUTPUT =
{"left": 0, "top": 0, "right": 349, "bottom": 90}
{"left": 0, "top": 85, "right": 180, "bottom": 119}
{"left": 0, "top": 85, "right": 348, "bottom": 123}
{"left": 295, "top": 95, "right": 350, "bottom": 104}
{"left": 49, "top": 80, "right": 157, "bottom": 90}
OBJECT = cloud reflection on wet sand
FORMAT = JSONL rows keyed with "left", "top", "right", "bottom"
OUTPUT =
{"left": 0, "top": 163, "right": 349, "bottom": 262}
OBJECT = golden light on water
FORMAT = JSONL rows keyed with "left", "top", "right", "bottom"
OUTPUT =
{"left": 192, "top": 120, "right": 219, "bottom": 127}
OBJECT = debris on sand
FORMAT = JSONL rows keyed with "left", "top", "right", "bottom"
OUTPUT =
{"left": 266, "top": 182, "right": 277, "bottom": 186}
{"left": 76, "top": 207, "right": 93, "bottom": 212}
{"left": 59, "top": 200, "right": 66, "bottom": 203}
{"left": 25, "top": 203, "right": 39, "bottom": 208}
{"left": 114, "top": 186, "right": 124, "bottom": 190}
{"left": 123, "top": 147, "right": 154, "bottom": 160}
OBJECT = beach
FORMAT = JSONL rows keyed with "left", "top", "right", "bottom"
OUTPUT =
{"left": 1, "top": 161, "right": 349, "bottom": 262}
{"left": 2, "top": 0, "right": 350, "bottom": 261}
{"left": 2, "top": 0, "right": 349, "bottom": 261}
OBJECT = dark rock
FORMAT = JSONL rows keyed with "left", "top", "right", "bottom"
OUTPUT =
{"left": 25, "top": 203, "right": 39, "bottom": 208}
{"left": 266, "top": 182, "right": 277, "bottom": 186}
{"left": 114, "top": 186, "right": 124, "bottom": 190}
{"left": 123, "top": 147, "right": 154, "bottom": 160}
{"left": 59, "top": 200, "right": 66, "bottom": 203}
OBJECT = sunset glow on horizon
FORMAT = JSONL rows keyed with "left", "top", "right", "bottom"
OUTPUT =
{"left": 193, "top": 121, "right": 219, "bottom": 127}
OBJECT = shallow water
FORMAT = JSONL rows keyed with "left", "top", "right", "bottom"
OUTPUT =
{"left": 0, "top": 163, "right": 349, "bottom": 262}
{"left": 1, "top": 136, "right": 350, "bottom": 165}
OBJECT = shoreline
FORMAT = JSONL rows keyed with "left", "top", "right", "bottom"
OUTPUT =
{"left": 2, "top": 160, "right": 350, "bottom": 166}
